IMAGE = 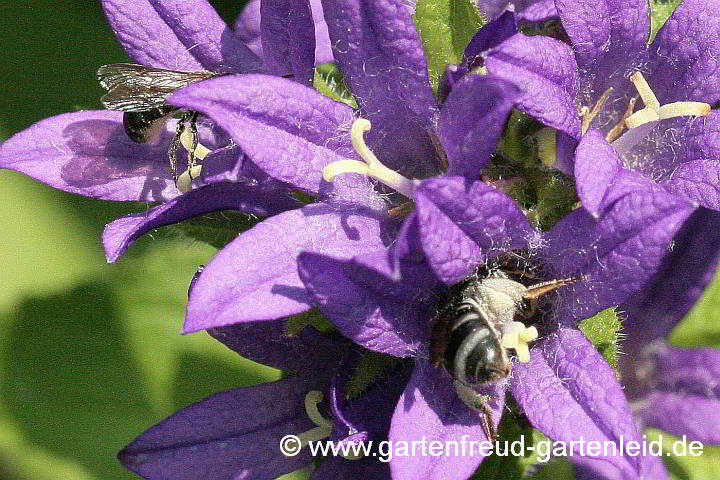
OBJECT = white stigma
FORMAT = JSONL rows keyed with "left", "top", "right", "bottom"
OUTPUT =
{"left": 176, "top": 129, "right": 211, "bottom": 193}
{"left": 625, "top": 72, "right": 710, "bottom": 129}
{"left": 501, "top": 321, "right": 538, "bottom": 363}
{"left": 322, "top": 119, "right": 416, "bottom": 199}
{"left": 292, "top": 391, "right": 363, "bottom": 460}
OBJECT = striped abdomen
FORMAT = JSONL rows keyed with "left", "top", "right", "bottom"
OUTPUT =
{"left": 443, "top": 303, "right": 512, "bottom": 386}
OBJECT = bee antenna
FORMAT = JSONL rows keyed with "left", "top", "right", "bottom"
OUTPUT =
{"left": 522, "top": 276, "right": 587, "bottom": 301}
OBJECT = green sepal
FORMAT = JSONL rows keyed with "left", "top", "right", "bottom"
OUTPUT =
{"left": 313, "top": 63, "right": 358, "bottom": 108}
{"left": 284, "top": 308, "right": 335, "bottom": 336}
{"left": 345, "top": 351, "right": 402, "bottom": 400}
{"left": 171, "top": 210, "right": 261, "bottom": 249}
{"left": 650, "top": 0, "right": 683, "bottom": 42}
{"left": 413, "top": 0, "right": 486, "bottom": 94}
{"left": 578, "top": 307, "right": 623, "bottom": 369}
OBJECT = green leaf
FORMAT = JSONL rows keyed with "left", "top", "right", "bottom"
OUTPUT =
{"left": 578, "top": 307, "right": 623, "bottom": 369}
{"left": 313, "top": 63, "right": 358, "bottom": 108}
{"left": 172, "top": 210, "right": 262, "bottom": 249}
{"left": 650, "top": 0, "right": 683, "bottom": 42}
{"left": 413, "top": 0, "right": 486, "bottom": 93}
{"left": 646, "top": 429, "right": 720, "bottom": 480}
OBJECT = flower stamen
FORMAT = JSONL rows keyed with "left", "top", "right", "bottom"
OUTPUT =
{"left": 323, "top": 119, "right": 416, "bottom": 199}
{"left": 581, "top": 87, "right": 613, "bottom": 134}
{"left": 501, "top": 321, "right": 538, "bottom": 363}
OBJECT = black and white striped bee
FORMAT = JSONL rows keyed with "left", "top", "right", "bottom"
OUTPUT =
{"left": 432, "top": 266, "right": 583, "bottom": 441}
{"left": 97, "top": 63, "right": 219, "bottom": 191}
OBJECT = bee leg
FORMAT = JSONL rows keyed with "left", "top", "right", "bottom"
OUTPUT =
{"left": 168, "top": 117, "right": 186, "bottom": 182}
{"left": 184, "top": 111, "right": 199, "bottom": 170}
{"left": 454, "top": 381, "right": 498, "bottom": 442}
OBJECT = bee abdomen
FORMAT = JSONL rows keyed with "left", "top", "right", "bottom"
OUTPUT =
{"left": 444, "top": 309, "right": 510, "bottom": 386}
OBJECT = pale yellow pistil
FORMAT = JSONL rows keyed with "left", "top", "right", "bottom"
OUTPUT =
{"left": 323, "top": 119, "right": 416, "bottom": 198}
{"left": 501, "top": 321, "right": 538, "bottom": 363}
{"left": 293, "top": 391, "right": 364, "bottom": 460}
{"left": 625, "top": 72, "right": 710, "bottom": 129}
{"left": 176, "top": 129, "right": 211, "bottom": 193}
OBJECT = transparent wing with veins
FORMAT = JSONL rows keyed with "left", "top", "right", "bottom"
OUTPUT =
{"left": 97, "top": 63, "right": 216, "bottom": 112}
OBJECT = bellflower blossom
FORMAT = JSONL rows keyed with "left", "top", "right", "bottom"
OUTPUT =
{"left": 0, "top": 0, "right": 334, "bottom": 262}
{"left": 119, "top": 320, "right": 412, "bottom": 479}
{"left": 170, "top": 1, "right": 701, "bottom": 478}
{"left": 298, "top": 170, "right": 693, "bottom": 479}
{"left": 177, "top": 0, "right": 521, "bottom": 334}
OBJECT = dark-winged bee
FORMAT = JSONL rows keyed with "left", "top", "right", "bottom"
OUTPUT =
{"left": 431, "top": 267, "right": 583, "bottom": 441}
{"left": 97, "top": 63, "right": 220, "bottom": 192}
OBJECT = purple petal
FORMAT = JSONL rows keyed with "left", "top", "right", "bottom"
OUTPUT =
{"left": 621, "top": 208, "right": 720, "bottom": 349}
{"left": 261, "top": 0, "right": 315, "bottom": 85}
{"left": 544, "top": 186, "right": 695, "bottom": 323}
{"left": 414, "top": 177, "right": 536, "bottom": 285}
{"left": 639, "top": 392, "right": 720, "bottom": 444}
{"left": 463, "top": 10, "right": 517, "bottom": 68}
{"left": 209, "top": 320, "right": 349, "bottom": 372}
{"left": 438, "top": 76, "right": 520, "bottom": 180}
{"left": 185, "top": 205, "right": 390, "bottom": 332}
{"left": 484, "top": 33, "right": 582, "bottom": 139}
{"left": 0, "top": 110, "right": 177, "bottom": 201}
{"left": 511, "top": 328, "right": 648, "bottom": 478}
{"left": 574, "top": 129, "right": 662, "bottom": 217}
{"left": 119, "top": 375, "right": 322, "bottom": 480}
{"left": 389, "top": 362, "right": 505, "bottom": 480}
{"left": 643, "top": 345, "right": 720, "bottom": 400}
{"left": 515, "top": 0, "right": 557, "bottom": 22}
{"left": 145, "top": 0, "right": 263, "bottom": 73}
{"left": 103, "top": 181, "right": 300, "bottom": 262}
{"left": 102, "top": 0, "right": 203, "bottom": 70}
{"left": 648, "top": 0, "right": 720, "bottom": 105}
{"left": 298, "top": 249, "right": 433, "bottom": 357}
{"left": 330, "top": 361, "right": 412, "bottom": 440}
{"left": 169, "top": 75, "right": 372, "bottom": 198}
{"left": 473, "top": 1, "right": 557, "bottom": 22}
{"left": 555, "top": 0, "right": 649, "bottom": 89}
{"left": 667, "top": 160, "right": 720, "bottom": 210}
{"left": 321, "top": 0, "right": 439, "bottom": 177}
{"left": 234, "top": 0, "right": 263, "bottom": 58}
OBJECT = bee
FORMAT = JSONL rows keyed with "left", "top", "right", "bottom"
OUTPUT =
{"left": 97, "top": 63, "right": 220, "bottom": 191}
{"left": 431, "top": 266, "right": 583, "bottom": 441}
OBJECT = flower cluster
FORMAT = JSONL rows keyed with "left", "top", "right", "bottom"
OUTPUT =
{"left": 3, "top": 1, "right": 720, "bottom": 479}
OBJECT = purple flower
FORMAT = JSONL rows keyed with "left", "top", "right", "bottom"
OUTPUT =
{"left": 119, "top": 320, "right": 410, "bottom": 479}
{"left": 0, "top": 0, "right": 330, "bottom": 262}
{"left": 472, "top": 0, "right": 558, "bottom": 23}
{"left": 297, "top": 172, "right": 695, "bottom": 479}
{"left": 481, "top": 0, "right": 720, "bottom": 191}
{"left": 176, "top": 0, "right": 521, "bottom": 333}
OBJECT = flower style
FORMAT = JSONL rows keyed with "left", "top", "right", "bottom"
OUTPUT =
{"left": 119, "top": 320, "right": 412, "bottom": 479}
{"left": 0, "top": 0, "right": 331, "bottom": 262}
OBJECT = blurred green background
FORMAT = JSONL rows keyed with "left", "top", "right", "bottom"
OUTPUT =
{"left": 0, "top": 2, "right": 283, "bottom": 479}
{"left": 1, "top": 1, "right": 719, "bottom": 479}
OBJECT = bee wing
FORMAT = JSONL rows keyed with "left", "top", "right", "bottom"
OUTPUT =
{"left": 97, "top": 63, "right": 215, "bottom": 112}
